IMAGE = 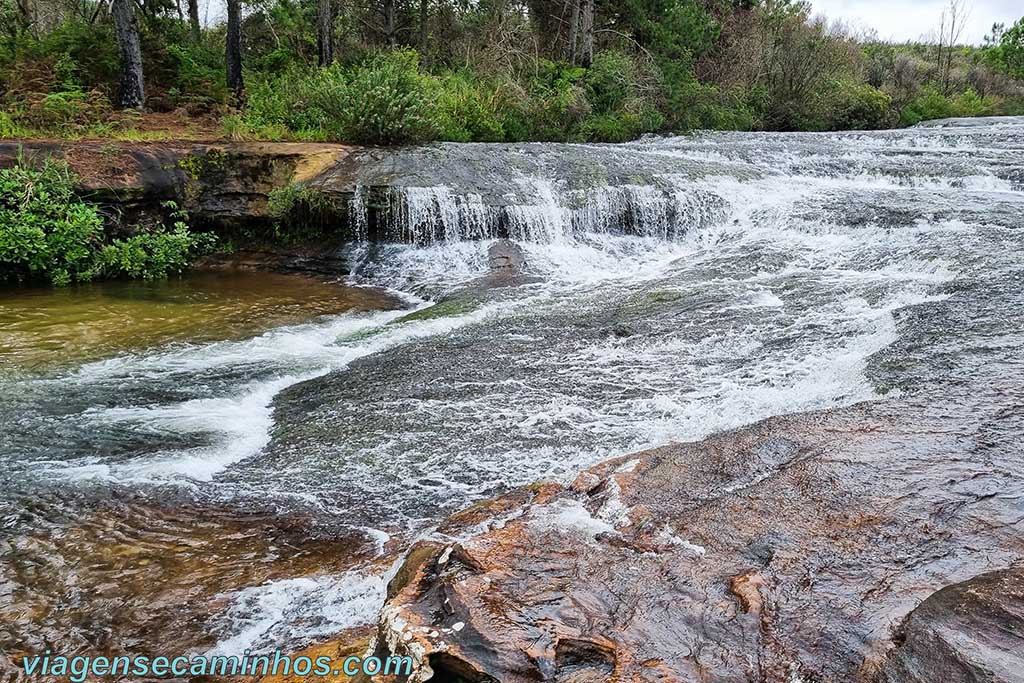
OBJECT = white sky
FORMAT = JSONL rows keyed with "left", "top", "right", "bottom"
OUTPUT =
{"left": 809, "top": 0, "right": 1021, "bottom": 44}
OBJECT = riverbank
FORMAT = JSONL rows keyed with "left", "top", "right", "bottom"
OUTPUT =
{"left": 365, "top": 382, "right": 1024, "bottom": 682}
{"left": 3, "top": 118, "right": 1022, "bottom": 683}
{"left": 0, "top": 140, "right": 358, "bottom": 231}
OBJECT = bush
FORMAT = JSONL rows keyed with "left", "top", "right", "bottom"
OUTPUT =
{"left": 97, "top": 218, "right": 215, "bottom": 280}
{"left": 337, "top": 50, "right": 440, "bottom": 144}
{"left": 899, "top": 86, "right": 956, "bottom": 125}
{"left": 574, "top": 50, "right": 665, "bottom": 141}
{"left": 829, "top": 82, "right": 897, "bottom": 130}
{"left": 496, "top": 60, "right": 589, "bottom": 141}
{"left": 0, "top": 158, "right": 214, "bottom": 285}
{"left": 0, "top": 156, "right": 104, "bottom": 285}
{"left": 433, "top": 72, "right": 505, "bottom": 142}
{"left": 900, "top": 86, "right": 997, "bottom": 125}
{"left": 243, "top": 51, "right": 440, "bottom": 144}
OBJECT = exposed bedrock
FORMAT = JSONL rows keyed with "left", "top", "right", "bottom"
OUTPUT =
{"left": 0, "top": 140, "right": 373, "bottom": 276}
{"left": 371, "top": 385, "right": 1024, "bottom": 683}
{"left": 0, "top": 140, "right": 362, "bottom": 230}
{"left": 877, "top": 567, "right": 1024, "bottom": 683}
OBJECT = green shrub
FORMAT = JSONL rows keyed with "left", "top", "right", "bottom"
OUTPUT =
{"left": 900, "top": 86, "right": 956, "bottom": 125}
{"left": 267, "top": 182, "right": 334, "bottom": 218}
{"left": 829, "top": 81, "right": 897, "bottom": 130}
{"left": 495, "top": 60, "right": 589, "bottom": 141}
{"left": 3, "top": 88, "right": 113, "bottom": 135}
{"left": 97, "top": 219, "right": 215, "bottom": 280}
{"left": 660, "top": 78, "right": 759, "bottom": 132}
{"left": 244, "top": 52, "right": 439, "bottom": 144}
{"left": 0, "top": 159, "right": 214, "bottom": 285}
{"left": 0, "top": 156, "right": 104, "bottom": 285}
{"left": 900, "top": 86, "right": 996, "bottom": 125}
{"left": 335, "top": 50, "right": 439, "bottom": 144}
{"left": 0, "top": 111, "right": 24, "bottom": 137}
{"left": 166, "top": 42, "right": 229, "bottom": 105}
{"left": 951, "top": 88, "right": 995, "bottom": 117}
{"left": 574, "top": 50, "right": 665, "bottom": 141}
{"left": 433, "top": 72, "right": 505, "bottom": 142}
{"left": 585, "top": 51, "right": 637, "bottom": 113}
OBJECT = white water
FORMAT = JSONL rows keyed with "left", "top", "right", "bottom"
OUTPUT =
{"left": 6, "top": 117, "right": 1023, "bottom": 655}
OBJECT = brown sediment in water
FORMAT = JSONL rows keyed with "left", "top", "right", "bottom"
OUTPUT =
{"left": 0, "top": 499, "right": 381, "bottom": 668}
{"left": 0, "top": 271, "right": 400, "bottom": 370}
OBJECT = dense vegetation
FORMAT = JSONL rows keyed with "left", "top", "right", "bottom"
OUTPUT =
{"left": 0, "top": 0, "right": 1023, "bottom": 143}
{"left": 0, "top": 157, "right": 213, "bottom": 284}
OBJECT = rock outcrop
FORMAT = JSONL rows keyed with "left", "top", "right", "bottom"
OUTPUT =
{"left": 877, "top": 568, "right": 1024, "bottom": 683}
{"left": 371, "top": 386, "right": 1024, "bottom": 682}
{"left": 0, "top": 141, "right": 359, "bottom": 231}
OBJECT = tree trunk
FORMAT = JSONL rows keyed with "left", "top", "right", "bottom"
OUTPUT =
{"left": 317, "top": 0, "right": 333, "bottom": 66}
{"left": 187, "top": 0, "right": 201, "bottom": 41}
{"left": 567, "top": 0, "right": 580, "bottom": 64}
{"left": 226, "top": 0, "right": 244, "bottom": 105}
{"left": 383, "top": 0, "right": 397, "bottom": 47}
{"left": 419, "top": 0, "right": 429, "bottom": 61}
{"left": 111, "top": 0, "right": 145, "bottom": 109}
{"left": 580, "top": 0, "right": 593, "bottom": 67}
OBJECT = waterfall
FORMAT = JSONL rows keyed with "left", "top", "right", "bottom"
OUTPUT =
{"left": 346, "top": 175, "right": 730, "bottom": 244}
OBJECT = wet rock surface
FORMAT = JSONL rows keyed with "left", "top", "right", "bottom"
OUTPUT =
{"left": 374, "top": 384, "right": 1024, "bottom": 683}
{"left": 463, "top": 240, "right": 544, "bottom": 289}
{"left": 877, "top": 567, "right": 1024, "bottom": 683}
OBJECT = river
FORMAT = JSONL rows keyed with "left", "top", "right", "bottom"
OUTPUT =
{"left": 1, "top": 117, "right": 1022, "bottom": 666}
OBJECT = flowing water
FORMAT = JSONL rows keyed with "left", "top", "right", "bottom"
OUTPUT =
{"left": 2, "top": 118, "right": 1023, "bottom": 665}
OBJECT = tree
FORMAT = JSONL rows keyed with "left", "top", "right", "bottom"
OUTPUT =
{"left": 111, "top": 0, "right": 145, "bottom": 109}
{"left": 936, "top": 0, "right": 969, "bottom": 95}
{"left": 317, "top": 0, "right": 334, "bottom": 65}
{"left": 567, "top": 0, "right": 580, "bottom": 64}
{"left": 1000, "top": 17, "right": 1024, "bottom": 78}
{"left": 580, "top": 0, "right": 593, "bottom": 67}
{"left": 187, "top": 0, "right": 201, "bottom": 41}
{"left": 382, "top": 0, "right": 398, "bottom": 46}
{"left": 226, "top": 0, "right": 244, "bottom": 104}
{"left": 419, "top": 0, "right": 429, "bottom": 58}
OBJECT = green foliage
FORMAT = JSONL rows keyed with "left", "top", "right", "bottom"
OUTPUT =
{"left": 828, "top": 82, "right": 897, "bottom": 130}
{"left": 243, "top": 52, "right": 439, "bottom": 144}
{"left": 433, "top": 72, "right": 505, "bottom": 142}
{"left": 615, "top": 0, "right": 720, "bottom": 64}
{"left": 0, "top": 157, "right": 103, "bottom": 285}
{"left": 899, "top": 87, "right": 997, "bottom": 125}
{"left": 0, "top": 158, "right": 213, "bottom": 285}
{"left": 1, "top": 0, "right": 1023, "bottom": 145}
{"left": 267, "top": 182, "right": 334, "bottom": 218}
{"left": 97, "top": 217, "right": 216, "bottom": 280}
{"left": 336, "top": 50, "right": 439, "bottom": 144}
{"left": 165, "top": 41, "right": 229, "bottom": 106}
{"left": 573, "top": 50, "right": 665, "bottom": 141}
{"left": 999, "top": 18, "right": 1024, "bottom": 78}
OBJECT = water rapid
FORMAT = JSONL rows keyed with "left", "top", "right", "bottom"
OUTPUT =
{"left": 2, "top": 117, "right": 1023, "bottom": 660}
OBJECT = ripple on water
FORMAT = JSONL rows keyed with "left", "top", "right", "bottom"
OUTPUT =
{"left": 2, "top": 118, "right": 1023, "bottom": 660}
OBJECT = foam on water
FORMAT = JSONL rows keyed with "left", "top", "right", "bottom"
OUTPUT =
{"left": 29, "top": 294, "right": 558, "bottom": 484}
{"left": 208, "top": 571, "right": 387, "bottom": 656}
{"left": 6, "top": 116, "right": 1022, "bottom": 657}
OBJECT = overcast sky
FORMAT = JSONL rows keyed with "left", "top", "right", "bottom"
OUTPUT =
{"left": 809, "top": 0, "right": 1021, "bottom": 44}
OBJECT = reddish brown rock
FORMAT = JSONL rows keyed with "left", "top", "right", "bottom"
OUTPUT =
{"left": 372, "top": 389, "right": 1024, "bottom": 682}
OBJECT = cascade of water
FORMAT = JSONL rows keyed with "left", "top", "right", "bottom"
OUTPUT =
{"left": 346, "top": 174, "right": 730, "bottom": 246}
